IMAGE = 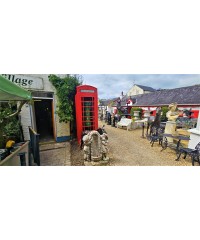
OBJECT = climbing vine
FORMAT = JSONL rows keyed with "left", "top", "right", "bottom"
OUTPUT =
{"left": 48, "top": 75, "right": 82, "bottom": 123}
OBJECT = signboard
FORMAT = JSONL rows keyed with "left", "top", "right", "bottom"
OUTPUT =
{"left": 1, "top": 74, "right": 44, "bottom": 90}
{"left": 80, "top": 90, "right": 95, "bottom": 93}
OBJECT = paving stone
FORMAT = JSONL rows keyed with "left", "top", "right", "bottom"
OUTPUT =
{"left": 39, "top": 141, "right": 71, "bottom": 166}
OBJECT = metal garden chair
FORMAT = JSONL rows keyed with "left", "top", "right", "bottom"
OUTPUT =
{"left": 176, "top": 142, "right": 200, "bottom": 166}
{"left": 149, "top": 126, "right": 164, "bottom": 147}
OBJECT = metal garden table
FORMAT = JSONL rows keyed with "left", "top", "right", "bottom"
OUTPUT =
{"left": 161, "top": 133, "right": 190, "bottom": 160}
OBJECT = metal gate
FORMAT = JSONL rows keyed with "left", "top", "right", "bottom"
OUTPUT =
{"left": 29, "top": 127, "right": 40, "bottom": 166}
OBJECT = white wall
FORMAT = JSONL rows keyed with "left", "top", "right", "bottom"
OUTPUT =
{"left": 17, "top": 74, "right": 70, "bottom": 141}
{"left": 127, "top": 85, "right": 153, "bottom": 96}
{"left": 127, "top": 85, "right": 143, "bottom": 96}
{"left": 19, "top": 103, "right": 32, "bottom": 140}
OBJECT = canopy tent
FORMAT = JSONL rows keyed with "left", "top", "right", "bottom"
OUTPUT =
{"left": 0, "top": 75, "right": 32, "bottom": 101}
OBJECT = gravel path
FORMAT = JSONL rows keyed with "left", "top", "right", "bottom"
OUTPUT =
{"left": 104, "top": 122, "right": 191, "bottom": 166}
{"left": 70, "top": 121, "right": 192, "bottom": 166}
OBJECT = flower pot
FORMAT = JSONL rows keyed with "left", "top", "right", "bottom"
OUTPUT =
{"left": 144, "top": 110, "right": 151, "bottom": 118}
{"left": 133, "top": 111, "right": 140, "bottom": 117}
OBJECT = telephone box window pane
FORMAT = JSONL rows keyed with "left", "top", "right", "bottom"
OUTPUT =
{"left": 81, "top": 97, "right": 95, "bottom": 128}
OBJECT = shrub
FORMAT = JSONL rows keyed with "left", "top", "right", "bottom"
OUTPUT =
{"left": 161, "top": 106, "right": 168, "bottom": 121}
{"left": 0, "top": 102, "right": 22, "bottom": 148}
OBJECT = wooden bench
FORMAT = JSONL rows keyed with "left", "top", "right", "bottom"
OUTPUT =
{"left": 117, "top": 118, "right": 132, "bottom": 131}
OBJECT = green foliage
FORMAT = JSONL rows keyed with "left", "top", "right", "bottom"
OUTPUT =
{"left": 130, "top": 107, "right": 143, "bottom": 119}
{"left": 3, "top": 119, "right": 21, "bottom": 137}
{"left": 48, "top": 75, "right": 82, "bottom": 123}
{"left": 161, "top": 106, "right": 168, "bottom": 121}
{"left": 0, "top": 102, "right": 21, "bottom": 148}
{"left": 117, "top": 109, "right": 123, "bottom": 116}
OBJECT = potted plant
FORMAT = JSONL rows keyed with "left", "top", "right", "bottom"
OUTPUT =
{"left": 130, "top": 107, "right": 142, "bottom": 120}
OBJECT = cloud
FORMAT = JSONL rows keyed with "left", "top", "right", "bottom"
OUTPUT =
{"left": 82, "top": 74, "right": 200, "bottom": 99}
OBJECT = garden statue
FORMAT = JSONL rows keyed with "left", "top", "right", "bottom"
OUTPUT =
{"left": 107, "top": 112, "right": 112, "bottom": 125}
{"left": 146, "top": 107, "right": 162, "bottom": 137}
{"left": 100, "top": 133, "right": 109, "bottom": 161}
{"left": 166, "top": 102, "right": 179, "bottom": 121}
{"left": 82, "top": 133, "right": 92, "bottom": 161}
{"left": 81, "top": 126, "right": 109, "bottom": 164}
{"left": 116, "top": 97, "right": 121, "bottom": 110}
{"left": 164, "top": 103, "right": 179, "bottom": 142}
{"left": 111, "top": 113, "right": 116, "bottom": 127}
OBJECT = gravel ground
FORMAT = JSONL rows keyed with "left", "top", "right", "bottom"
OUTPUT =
{"left": 71, "top": 121, "right": 193, "bottom": 166}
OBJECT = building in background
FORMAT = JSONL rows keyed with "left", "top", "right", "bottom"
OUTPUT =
{"left": 111, "top": 85, "right": 200, "bottom": 118}
{"left": 127, "top": 84, "right": 155, "bottom": 96}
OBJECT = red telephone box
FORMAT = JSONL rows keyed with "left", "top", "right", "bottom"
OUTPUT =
{"left": 75, "top": 85, "right": 98, "bottom": 144}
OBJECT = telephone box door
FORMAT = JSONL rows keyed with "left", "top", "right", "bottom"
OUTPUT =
{"left": 75, "top": 85, "right": 98, "bottom": 144}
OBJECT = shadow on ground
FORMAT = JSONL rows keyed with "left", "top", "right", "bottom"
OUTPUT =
{"left": 70, "top": 139, "right": 84, "bottom": 166}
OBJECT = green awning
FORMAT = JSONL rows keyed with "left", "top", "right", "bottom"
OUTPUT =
{"left": 0, "top": 75, "right": 32, "bottom": 101}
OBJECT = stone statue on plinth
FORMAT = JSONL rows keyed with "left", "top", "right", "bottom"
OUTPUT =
{"left": 166, "top": 102, "right": 179, "bottom": 122}
{"left": 165, "top": 103, "right": 179, "bottom": 142}
{"left": 82, "top": 127, "right": 109, "bottom": 166}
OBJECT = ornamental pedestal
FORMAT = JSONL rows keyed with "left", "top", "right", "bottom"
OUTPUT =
{"left": 133, "top": 111, "right": 140, "bottom": 120}
{"left": 82, "top": 130, "right": 110, "bottom": 166}
{"left": 143, "top": 110, "right": 151, "bottom": 120}
{"left": 188, "top": 113, "right": 200, "bottom": 149}
{"left": 164, "top": 121, "right": 177, "bottom": 143}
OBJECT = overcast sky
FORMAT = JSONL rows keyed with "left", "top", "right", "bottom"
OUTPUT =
{"left": 82, "top": 74, "right": 200, "bottom": 99}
